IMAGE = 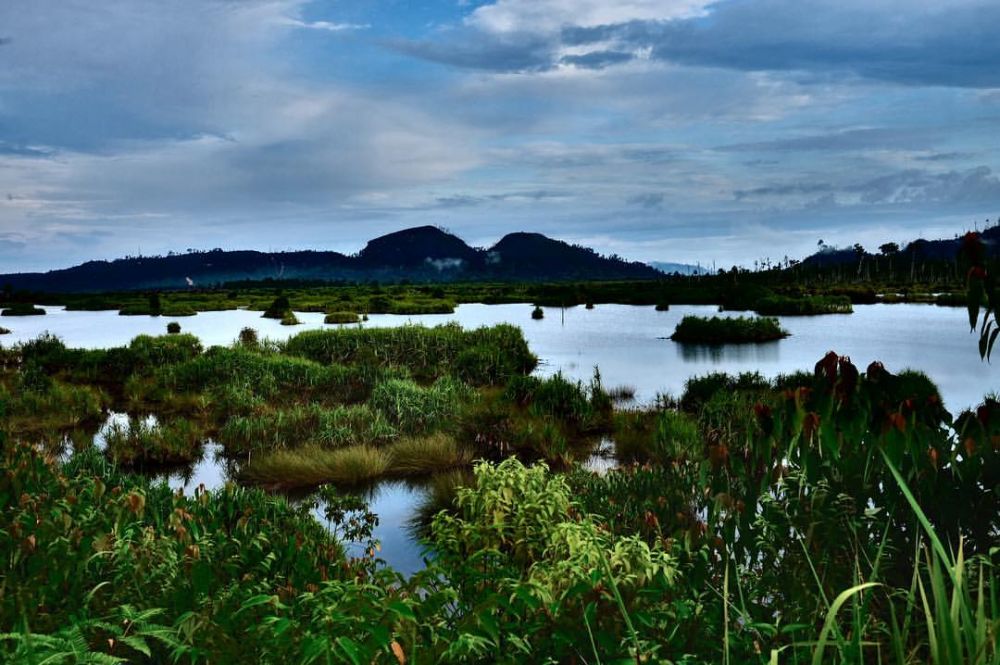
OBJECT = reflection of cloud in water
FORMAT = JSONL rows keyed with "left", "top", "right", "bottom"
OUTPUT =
{"left": 676, "top": 341, "right": 781, "bottom": 363}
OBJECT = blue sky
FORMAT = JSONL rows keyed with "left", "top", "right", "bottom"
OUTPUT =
{"left": 1, "top": 0, "right": 999, "bottom": 271}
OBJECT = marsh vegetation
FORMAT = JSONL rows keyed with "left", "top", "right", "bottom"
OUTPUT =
{"left": 1, "top": 296, "right": 997, "bottom": 662}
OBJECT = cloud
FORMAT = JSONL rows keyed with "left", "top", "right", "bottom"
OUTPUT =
{"left": 399, "top": 0, "right": 1000, "bottom": 89}
{"left": 466, "top": 0, "right": 711, "bottom": 34}
{"left": 628, "top": 193, "right": 664, "bottom": 209}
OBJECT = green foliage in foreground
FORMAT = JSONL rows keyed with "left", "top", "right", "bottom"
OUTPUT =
{"left": 670, "top": 314, "right": 789, "bottom": 344}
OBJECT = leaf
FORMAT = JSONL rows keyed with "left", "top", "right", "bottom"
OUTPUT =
{"left": 987, "top": 327, "right": 999, "bottom": 361}
{"left": 335, "top": 636, "right": 363, "bottom": 665}
{"left": 234, "top": 594, "right": 277, "bottom": 617}
{"left": 811, "top": 582, "right": 880, "bottom": 665}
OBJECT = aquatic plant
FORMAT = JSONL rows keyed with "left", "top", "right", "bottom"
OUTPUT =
{"left": 324, "top": 311, "right": 360, "bottom": 324}
{"left": 166, "top": 321, "right": 182, "bottom": 334}
{"left": 243, "top": 444, "right": 392, "bottom": 488}
{"left": 670, "top": 315, "right": 789, "bottom": 344}
{"left": 531, "top": 305, "right": 544, "bottom": 319}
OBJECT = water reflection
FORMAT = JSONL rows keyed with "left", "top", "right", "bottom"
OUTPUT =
{"left": 675, "top": 340, "right": 781, "bottom": 363}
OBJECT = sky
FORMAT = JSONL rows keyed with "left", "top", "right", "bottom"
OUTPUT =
{"left": 1, "top": 0, "right": 999, "bottom": 272}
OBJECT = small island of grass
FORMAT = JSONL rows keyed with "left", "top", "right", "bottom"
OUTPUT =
{"left": 324, "top": 311, "right": 360, "bottom": 324}
{"left": 1, "top": 303, "right": 45, "bottom": 316}
{"left": 0, "top": 326, "right": 10, "bottom": 334}
{"left": 670, "top": 315, "right": 789, "bottom": 344}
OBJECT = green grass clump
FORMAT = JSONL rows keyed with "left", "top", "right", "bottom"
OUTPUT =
{"left": 280, "top": 312, "right": 301, "bottom": 326}
{"left": 284, "top": 323, "right": 536, "bottom": 383}
{"left": 102, "top": 416, "right": 203, "bottom": 466}
{"left": 2, "top": 377, "right": 104, "bottom": 434}
{"left": 218, "top": 404, "right": 397, "bottom": 453}
{"left": 243, "top": 445, "right": 391, "bottom": 488}
{"left": 1, "top": 303, "right": 45, "bottom": 316}
{"left": 531, "top": 305, "right": 544, "bottom": 319}
{"left": 369, "top": 377, "right": 472, "bottom": 434}
{"left": 324, "top": 311, "right": 360, "bottom": 324}
{"left": 0, "top": 326, "right": 9, "bottom": 334}
{"left": 262, "top": 295, "right": 292, "bottom": 319}
{"left": 129, "top": 334, "right": 203, "bottom": 367}
{"left": 670, "top": 315, "right": 788, "bottom": 344}
{"left": 388, "top": 433, "right": 473, "bottom": 476}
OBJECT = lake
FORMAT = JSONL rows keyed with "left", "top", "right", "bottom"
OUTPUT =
{"left": 7, "top": 302, "right": 997, "bottom": 573}
{"left": 3, "top": 302, "right": 994, "bottom": 411}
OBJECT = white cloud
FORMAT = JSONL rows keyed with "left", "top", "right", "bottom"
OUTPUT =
{"left": 467, "top": 0, "right": 711, "bottom": 34}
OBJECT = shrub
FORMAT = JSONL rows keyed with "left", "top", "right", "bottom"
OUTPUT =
{"left": 238, "top": 327, "right": 259, "bottom": 347}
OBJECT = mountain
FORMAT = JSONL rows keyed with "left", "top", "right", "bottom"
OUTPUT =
{"left": 0, "top": 227, "right": 661, "bottom": 292}
{"left": 647, "top": 261, "right": 703, "bottom": 276}
{"left": 801, "top": 224, "right": 1000, "bottom": 269}
{"left": 357, "top": 226, "right": 484, "bottom": 270}
{"left": 488, "top": 232, "right": 661, "bottom": 281}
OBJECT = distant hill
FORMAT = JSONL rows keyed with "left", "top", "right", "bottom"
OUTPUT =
{"left": 647, "top": 261, "right": 704, "bottom": 276}
{"left": 801, "top": 224, "right": 1000, "bottom": 269}
{"left": 0, "top": 226, "right": 662, "bottom": 292}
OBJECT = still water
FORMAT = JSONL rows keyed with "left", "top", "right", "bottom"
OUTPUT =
{"left": 4, "top": 302, "right": 994, "bottom": 411}
{"left": 8, "top": 302, "right": 997, "bottom": 573}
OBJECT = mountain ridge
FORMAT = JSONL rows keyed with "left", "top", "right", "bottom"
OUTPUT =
{"left": 0, "top": 226, "right": 663, "bottom": 292}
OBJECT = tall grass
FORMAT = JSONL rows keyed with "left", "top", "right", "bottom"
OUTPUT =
{"left": 388, "top": 433, "right": 473, "bottom": 476}
{"left": 283, "top": 323, "right": 536, "bottom": 383}
{"left": 218, "top": 404, "right": 397, "bottom": 453}
{"left": 243, "top": 445, "right": 392, "bottom": 488}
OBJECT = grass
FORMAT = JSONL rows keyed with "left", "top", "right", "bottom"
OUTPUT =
{"left": 388, "top": 433, "right": 473, "bottom": 476}
{"left": 532, "top": 305, "right": 544, "bottom": 319}
{"left": 670, "top": 314, "right": 789, "bottom": 344}
{"left": 0, "top": 326, "right": 9, "bottom": 334}
{"left": 324, "top": 311, "right": 360, "bottom": 324}
{"left": 1, "top": 303, "right": 45, "bottom": 316}
{"left": 218, "top": 404, "right": 397, "bottom": 453}
{"left": 754, "top": 294, "right": 853, "bottom": 315}
{"left": 242, "top": 445, "right": 392, "bottom": 488}
{"left": 102, "top": 416, "right": 203, "bottom": 466}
